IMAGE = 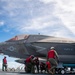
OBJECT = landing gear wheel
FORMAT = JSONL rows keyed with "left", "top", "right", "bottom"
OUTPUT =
{"left": 61, "top": 70, "right": 65, "bottom": 74}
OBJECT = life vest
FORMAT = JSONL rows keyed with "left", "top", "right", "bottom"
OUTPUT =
{"left": 3, "top": 58, "right": 7, "bottom": 64}
{"left": 25, "top": 57, "right": 31, "bottom": 63}
{"left": 48, "top": 50, "right": 55, "bottom": 59}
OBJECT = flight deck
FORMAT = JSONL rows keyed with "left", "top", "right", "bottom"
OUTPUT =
{"left": 0, "top": 71, "right": 75, "bottom": 75}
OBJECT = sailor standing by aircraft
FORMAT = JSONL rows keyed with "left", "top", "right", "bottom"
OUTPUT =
{"left": 2, "top": 56, "right": 7, "bottom": 71}
{"left": 47, "top": 47, "right": 59, "bottom": 74}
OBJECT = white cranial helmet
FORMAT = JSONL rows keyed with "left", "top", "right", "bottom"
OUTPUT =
{"left": 50, "top": 47, "right": 55, "bottom": 49}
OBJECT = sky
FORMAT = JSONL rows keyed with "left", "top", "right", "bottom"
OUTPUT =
{"left": 0, "top": 0, "right": 75, "bottom": 69}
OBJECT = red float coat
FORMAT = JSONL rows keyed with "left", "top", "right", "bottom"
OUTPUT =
{"left": 48, "top": 50, "right": 55, "bottom": 59}
{"left": 25, "top": 56, "right": 32, "bottom": 63}
{"left": 3, "top": 58, "right": 7, "bottom": 64}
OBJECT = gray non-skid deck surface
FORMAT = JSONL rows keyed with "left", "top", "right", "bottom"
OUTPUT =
{"left": 0, "top": 72, "right": 75, "bottom": 75}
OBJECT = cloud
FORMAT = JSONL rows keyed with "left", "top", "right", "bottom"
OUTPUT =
{"left": 0, "top": 21, "right": 4, "bottom": 26}
{"left": 54, "top": 0, "right": 75, "bottom": 34}
{"left": 3, "top": 29, "right": 10, "bottom": 32}
{"left": 39, "top": 0, "right": 55, "bottom": 4}
{"left": 0, "top": 0, "right": 75, "bottom": 38}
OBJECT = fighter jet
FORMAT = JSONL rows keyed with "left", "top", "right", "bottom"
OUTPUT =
{"left": 0, "top": 34, "right": 75, "bottom": 70}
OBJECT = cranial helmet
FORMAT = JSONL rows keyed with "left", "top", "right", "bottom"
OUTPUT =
{"left": 4, "top": 56, "right": 6, "bottom": 58}
{"left": 50, "top": 47, "right": 55, "bottom": 50}
{"left": 31, "top": 55, "right": 34, "bottom": 58}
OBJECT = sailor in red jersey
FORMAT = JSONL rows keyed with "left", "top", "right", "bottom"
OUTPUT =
{"left": 47, "top": 47, "right": 59, "bottom": 74}
{"left": 2, "top": 56, "right": 7, "bottom": 71}
{"left": 25, "top": 55, "right": 35, "bottom": 73}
